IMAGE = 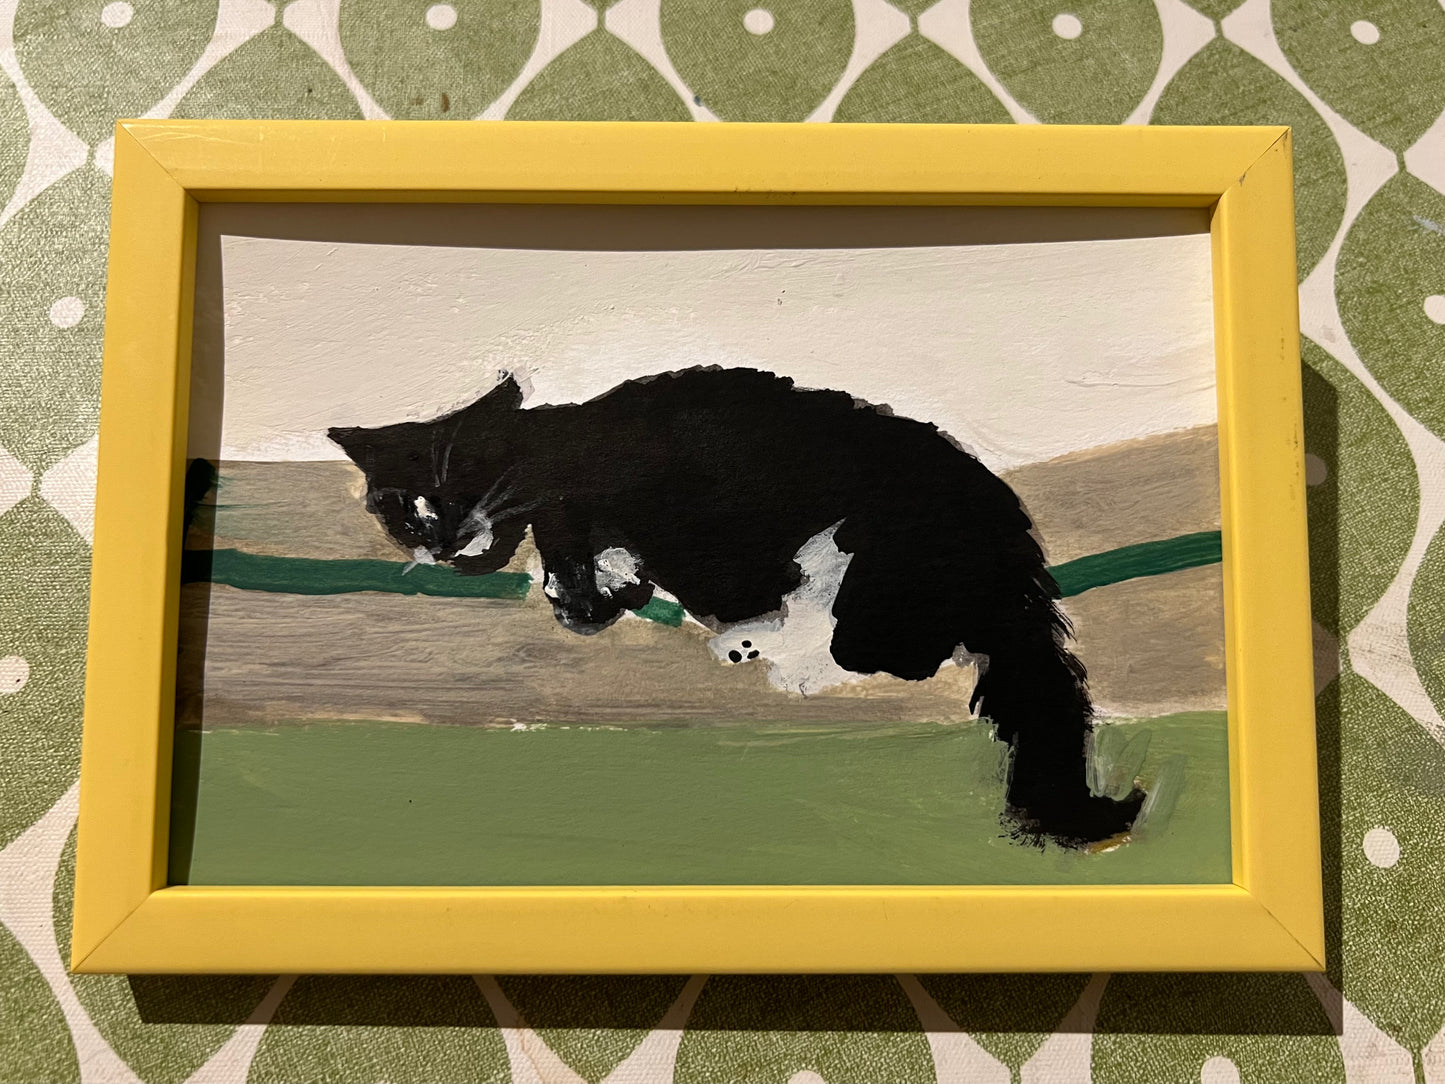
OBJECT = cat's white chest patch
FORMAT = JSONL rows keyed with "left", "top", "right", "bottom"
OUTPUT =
{"left": 706, "top": 524, "right": 862, "bottom": 696}
{"left": 595, "top": 546, "right": 641, "bottom": 597}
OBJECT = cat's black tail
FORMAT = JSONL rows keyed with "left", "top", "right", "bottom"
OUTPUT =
{"left": 830, "top": 509, "right": 1143, "bottom": 847}
{"left": 969, "top": 614, "right": 1144, "bottom": 846}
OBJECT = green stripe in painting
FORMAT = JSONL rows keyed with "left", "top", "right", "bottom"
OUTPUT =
{"left": 632, "top": 595, "right": 686, "bottom": 626}
{"left": 181, "top": 549, "right": 532, "bottom": 600}
{"left": 182, "top": 529, "right": 1224, "bottom": 612}
{"left": 1052, "top": 530, "right": 1223, "bottom": 598}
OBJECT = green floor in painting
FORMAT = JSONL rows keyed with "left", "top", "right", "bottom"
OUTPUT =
{"left": 170, "top": 713, "right": 1230, "bottom": 887}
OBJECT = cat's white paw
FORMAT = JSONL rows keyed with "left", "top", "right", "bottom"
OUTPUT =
{"left": 594, "top": 546, "right": 641, "bottom": 597}
{"left": 709, "top": 624, "right": 777, "bottom": 666}
{"left": 706, "top": 524, "right": 862, "bottom": 696}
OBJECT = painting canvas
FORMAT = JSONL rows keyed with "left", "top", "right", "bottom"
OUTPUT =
{"left": 172, "top": 202, "right": 1230, "bottom": 887}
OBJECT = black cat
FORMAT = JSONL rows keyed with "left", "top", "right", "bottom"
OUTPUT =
{"left": 329, "top": 367, "right": 1145, "bottom": 845}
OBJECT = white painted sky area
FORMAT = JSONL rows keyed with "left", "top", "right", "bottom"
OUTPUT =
{"left": 197, "top": 228, "right": 1215, "bottom": 471}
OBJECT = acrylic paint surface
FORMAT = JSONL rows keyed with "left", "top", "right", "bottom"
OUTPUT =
{"left": 182, "top": 426, "right": 1227, "bottom": 725}
{"left": 171, "top": 714, "right": 1231, "bottom": 887}
{"left": 325, "top": 366, "right": 1147, "bottom": 842}
{"left": 178, "top": 203, "right": 1226, "bottom": 876}
{"left": 190, "top": 203, "right": 1214, "bottom": 470}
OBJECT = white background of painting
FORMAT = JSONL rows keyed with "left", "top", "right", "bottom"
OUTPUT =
{"left": 192, "top": 206, "right": 1216, "bottom": 470}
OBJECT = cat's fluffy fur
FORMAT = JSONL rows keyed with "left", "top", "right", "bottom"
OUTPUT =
{"left": 330, "top": 367, "right": 1144, "bottom": 845}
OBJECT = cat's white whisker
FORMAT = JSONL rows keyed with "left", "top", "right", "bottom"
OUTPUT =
{"left": 480, "top": 488, "right": 523, "bottom": 522}
{"left": 438, "top": 418, "right": 464, "bottom": 483}
{"left": 459, "top": 502, "right": 491, "bottom": 530}
{"left": 455, "top": 528, "right": 493, "bottom": 558}
{"left": 487, "top": 498, "right": 543, "bottom": 524}
{"left": 477, "top": 465, "right": 519, "bottom": 509}
{"left": 451, "top": 503, "right": 496, "bottom": 558}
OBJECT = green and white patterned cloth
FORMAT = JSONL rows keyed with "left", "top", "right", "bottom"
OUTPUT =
{"left": 1, "top": 1, "right": 1441, "bottom": 1081}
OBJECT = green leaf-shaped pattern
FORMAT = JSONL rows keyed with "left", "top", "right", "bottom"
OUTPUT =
{"left": 1274, "top": 0, "right": 1445, "bottom": 153}
{"left": 0, "top": 169, "right": 108, "bottom": 473}
{"left": 0, "top": 921, "right": 77, "bottom": 1083}
{"left": 508, "top": 31, "right": 691, "bottom": 121}
{"left": 917, "top": 974, "right": 1091, "bottom": 1073}
{"left": 675, "top": 976, "right": 934, "bottom": 1083}
{"left": 1152, "top": 38, "right": 1347, "bottom": 280}
{"left": 1317, "top": 673, "right": 1445, "bottom": 1062}
{"left": 1335, "top": 172, "right": 1445, "bottom": 438}
{"left": 1092, "top": 974, "right": 1345, "bottom": 1083}
{"left": 972, "top": 0, "right": 1163, "bottom": 123}
{"left": 833, "top": 34, "right": 1011, "bottom": 123}
{"left": 0, "top": 69, "right": 26, "bottom": 212}
{"left": 1300, "top": 337, "right": 1419, "bottom": 635}
{"left": 247, "top": 976, "right": 509, "bottom": 1083}
{"left": 496, "top": 975, "right": 691, "bottom": 1082}
{"left": 1181, "top": 0, "right": 1245, "bottom": 21}
{"left": 340, "top": 0, "right": 540, "bottom": 119}
{"left": 13, "top": 0, "right": 217, "bottom": 143}
{"left": 172, "top": 26, "right": 363, "bottom": 120}
{"left": 51, "top": 829, "right": 276, "bottom": 1084}
{"left": 1409, "top": 524, "right": 1444, "bottom": 717}
{"left": 0, "top": 3, "right": 1440, "bottom": 1080}
{"left": 661, "top": 0, "right": 853, "bottom": 120}
{"left": 0, "top": 500, "right": 88, "bottom": 848}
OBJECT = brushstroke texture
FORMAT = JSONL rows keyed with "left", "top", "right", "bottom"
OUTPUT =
{"left": 180, "top": 533, "right": 1221, "bottom": 602}
{"left": 175, "top": 561, "right": 1226, "bottom": 728}
{"left": 180, "top": 549, "right": 531, "bottom": 601}
{"left": 180, "top": 428, "right": 1226, "bottom": 723}
{"left": 1050, "top": 532, "right": 1222, "bottom": 597}
{"left": 170, "top": 714, "right": 1230, "bottom": 887}
{"left": 327, "top": 368, "right": 1144, "bottom": 844}
{"left": 186, "top": 425, "right": 1221, "bottom": 563}
{"left": 175, "top": 585, "right": 987, "bottom": 729}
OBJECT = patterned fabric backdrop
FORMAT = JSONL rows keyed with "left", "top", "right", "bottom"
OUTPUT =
{"left": 0, "top": 0, "right": 1441, "bottom": 1081}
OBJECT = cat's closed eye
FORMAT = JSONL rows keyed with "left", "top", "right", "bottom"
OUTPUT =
{"left": 366, "top": 488, "right": 439, "bottom": 548}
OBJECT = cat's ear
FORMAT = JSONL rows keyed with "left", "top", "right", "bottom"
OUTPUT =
{"left": 476, "top": 373, "right": 524, "bottom": 411}
{"left": 327, "top": 425, "right": 371, "bottom": 463}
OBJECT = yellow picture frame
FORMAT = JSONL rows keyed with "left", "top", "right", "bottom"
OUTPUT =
{"left": 72, "top": 120, "right": 1321, "bottom": 974}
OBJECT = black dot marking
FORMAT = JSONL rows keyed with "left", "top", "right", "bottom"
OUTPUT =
{"left": 741, "top": 640, "right": 752, "bottom": 648}
{"left": 728, "top": 650, "right": 742, "bottom": 662}
{"left": 747, "top": 650, "right": 760, "bottom": 659}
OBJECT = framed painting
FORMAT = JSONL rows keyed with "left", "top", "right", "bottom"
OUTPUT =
{"left": 72, "top": 121, "right": 1322, "bottom": 974}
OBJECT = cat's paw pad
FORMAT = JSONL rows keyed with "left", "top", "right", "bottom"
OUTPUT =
{"left": 709, "top": 631, "right": 770, "bottom": 665}
{"left": 724, "top": 639, "right": 763, "bottom": 664}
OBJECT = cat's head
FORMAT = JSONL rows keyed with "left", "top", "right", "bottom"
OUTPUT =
{"left": 328, "top": 375, "right": 530, "bottom": 574}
